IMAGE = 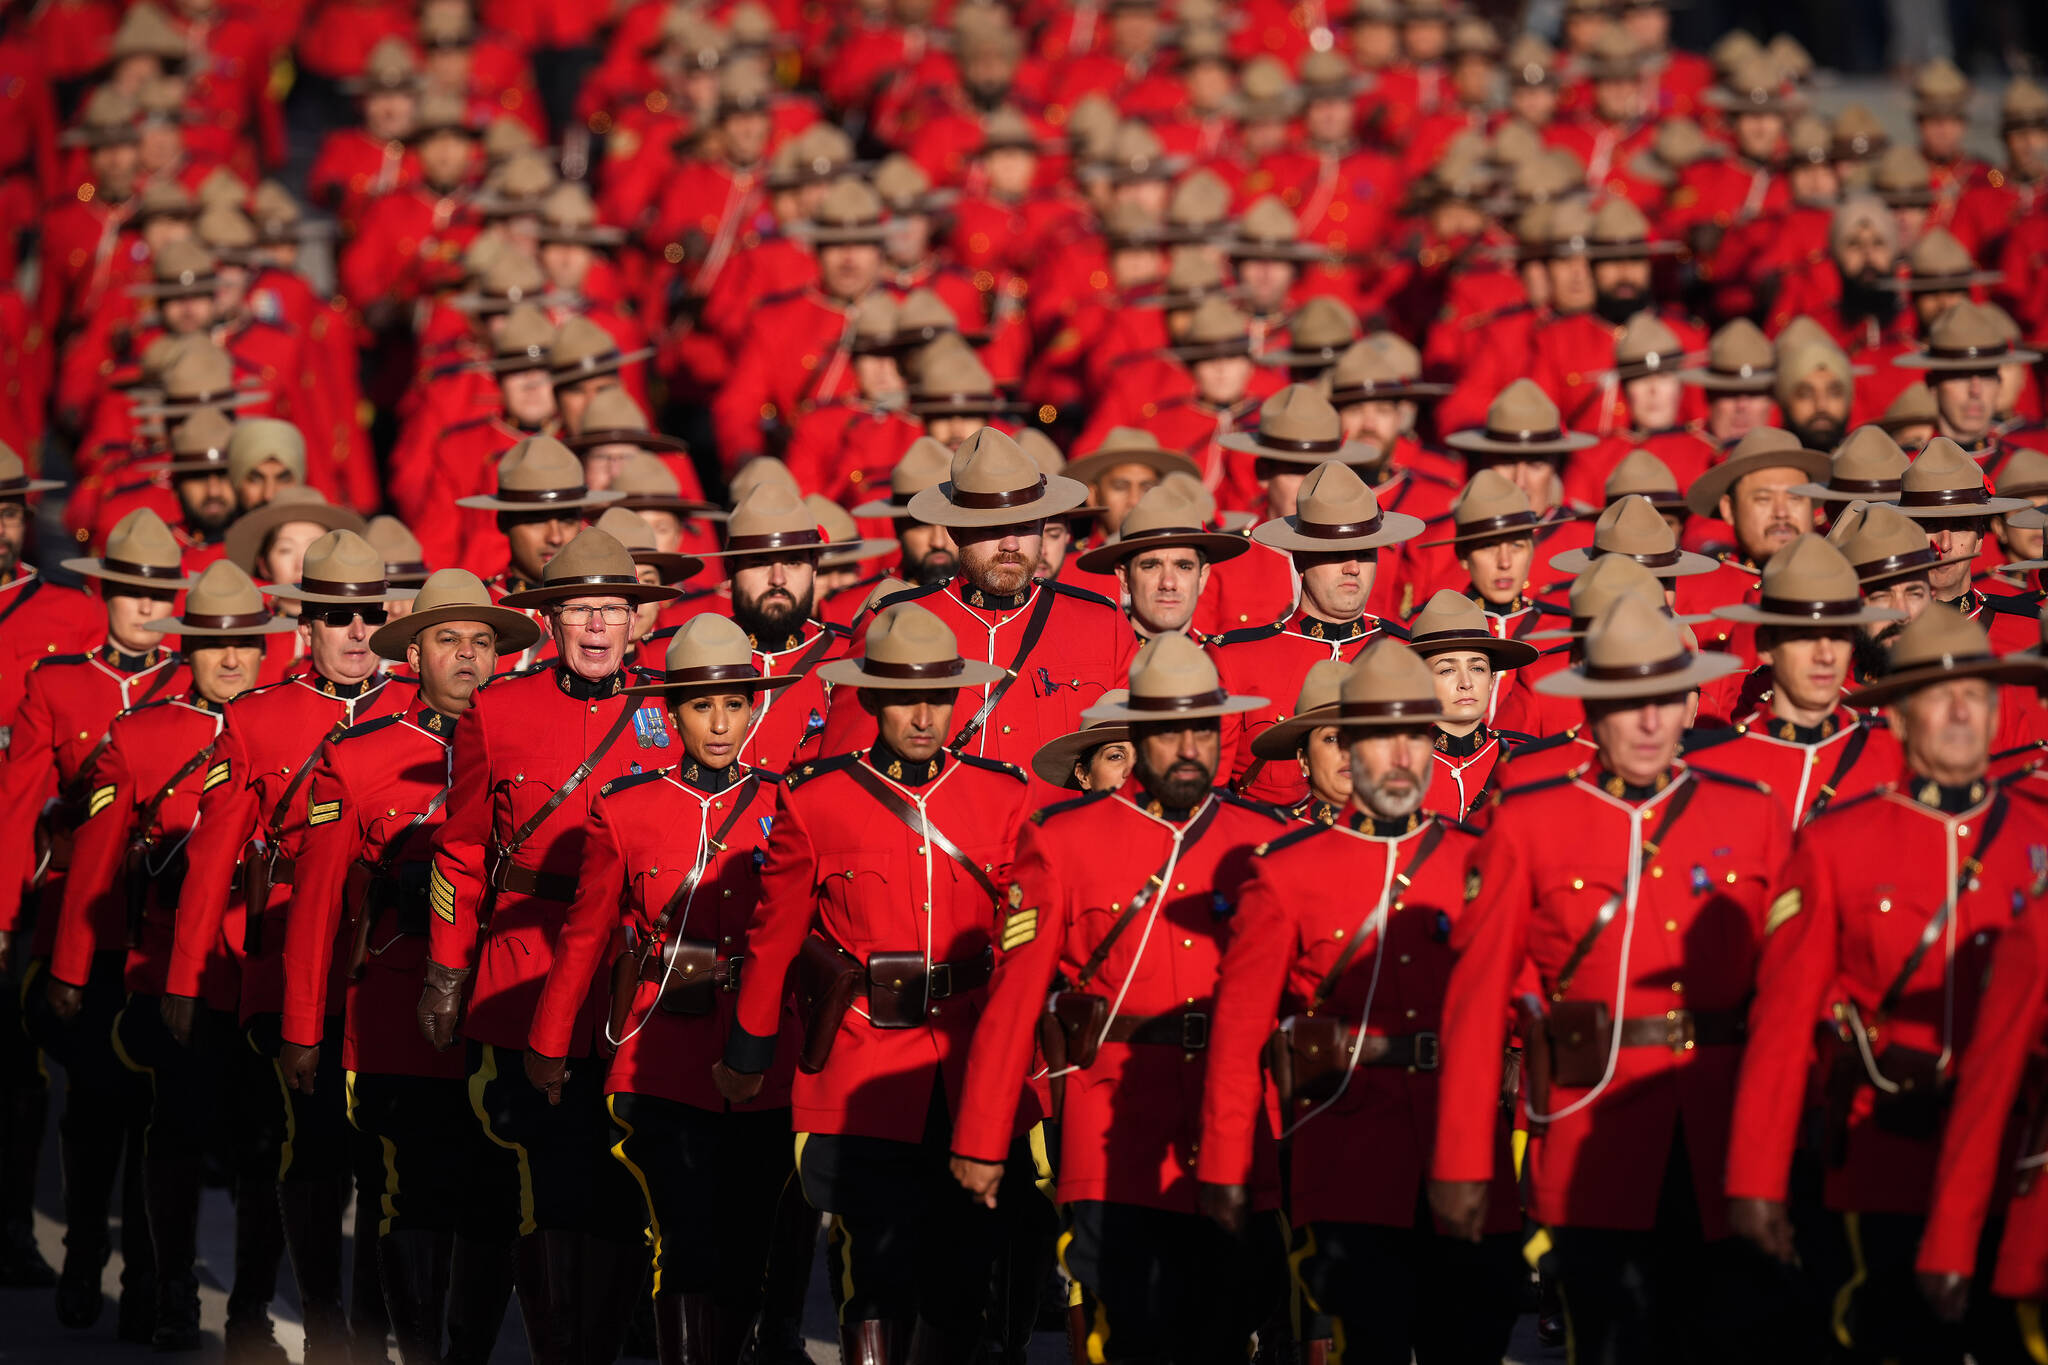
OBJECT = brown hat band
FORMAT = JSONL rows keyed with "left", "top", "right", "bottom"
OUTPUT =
{"left": 1592, "top": 544, "right": 1683, "bottom": 568}
{"left": 1405, "top": 627, "right": 1494, "bottom": 648}
{"left": 556, "top": 351, "right": 625, "bottom": 375}
{"left": 1252, "top": 434, "right": 1344, "bottom": 454}
{"left": 862, "top": 657, "right": 967, "bottom": 680}
{"left": 301, "top": 575, "right": 393, "bottom": 597}
{"left": 1482, "top": 426, "right": 1567, "bottom": 445}
{"left": 1127, "top": 524, "right": 1206, "bottom": 542}
{"left": 1337, "top": 698, "right": 1443, "bottom": 719}
{"left": 167, "top": 386, "right": 245, "bottom": 406}
{"left": 1899, "top": 486, "right": 1991, "bottom": 509}
{"left": 183, "top": 610, "right": 274, "bottom": 630}
{"left": 1582, "top": 648, "right": 1695, "bottom": 682}
{"left": 1926, "top": 342, "right": 2010, "bottom": 363}
{"left": 723, "top": 529, "right": 825, "bottom": 552}
{"left": 385, "top": 559, "right": 429, "bottom": 576}
{"left": 498, "top": 344, "right": 548, "bottom": 364}
{"left": 545, "top": 573, "right": 641, "bottom": 591}
{"left": 1757, "top": 596, "right": 1867, "bottom": 618}
{"left": 1455, "top": 510, "right": 1539, "bottom": 538}
{"left": 1126, "top": 687, "right": 1231, "bottom": 712}
{"left": 104, "top": 556, "right": 184, "bottom": 580}
{"left": 0, "top": 475, "right": 40, "bottom": 493}
{"left": 663, "top": 663, "right": 766, "bottom": 684}
{"left": 1855, "top": 546, "right": 1939, "bottom": 578}
{"left": 496, "top": 485, "right": 591, "bottom": 504}
{"left": 1711, "top": 363, "right": 1768, "bottom": 379}
{"left": 953, "top": 476, "right": 1048, "bottom": 510}
{"left": 1830, "top": 476, "right": 1903, "bottom": 494}
{"left": 1295, "top": 512, "right": 1386, "bottom": 541}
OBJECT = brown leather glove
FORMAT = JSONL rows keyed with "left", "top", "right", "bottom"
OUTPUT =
{"left": 1917, "top": 1270, "right": 1969, "bottom": 1323}
{"left": 524, "top": 1050, "right": 568, "bottom": 1105}
{"left": 1198, "top": 1182, "right": 1249, "bottom": 1235}
{"left": 711, "top": 1060, "right": 765, "bottom": 1105}
{"left": 44, "top": 977, "right": 84, "bottom": 1023}
{"left": 416, "top": 961, "right": 471, "bottom": 1052}
{"left": 160, "top": 993, "right": 198, "bottom": 1047}
{"left": 1727, "top": 1196, "right": 1797, "bottom": 1264}
{"left": 278, "top": 1042, "right": 320, "bottom": 1095}
{"left": 1428, "top": 1179, "right": 1490, "bottom": 1243}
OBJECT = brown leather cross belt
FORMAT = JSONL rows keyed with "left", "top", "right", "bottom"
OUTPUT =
{"left": 1326, "top": 1028, "right": 1443, "bottom": 1070}
{"left": 490, "top": 861, "right": 577, "bottom": 902}
{"left": 1104, "top": 1008, "right": 1212, "bottom": 1050}
{"left": 1615, "top": 1009, "right": 1745, "bottom": 1051}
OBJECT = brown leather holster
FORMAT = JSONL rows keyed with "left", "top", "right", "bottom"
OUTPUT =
{"left": 793, "top": 936, "right": 864, "bottom": 1074}
{"left": 1820, "top": 1003, "right": 1950, "bottom": 1159}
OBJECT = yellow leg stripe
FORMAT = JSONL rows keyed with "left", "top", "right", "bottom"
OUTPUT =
{"left": 109, "top": 998, "right": 157, "bottom": 1154}
{"left": 1026, "top": 1120, "right": 1057, "bottom": 1207}
{"left": 1512, "top": 1126, "right": 1529, "bottom": 1178}
{"left": 1832, "top": 1211, "right": 1867, "bottom": 1351}
{"left": 1559, "top": 1277, "right": 1577, "bottom": 1365}
{"left": 2019, "top": 1301, "right": 2045, "bottom": 1365}
{"left": 607, "top": 1095, "right": 661, "bottom": 1295}
{"left": 827, "top": 1214, "right": 854, "bottom": 1326}
{"left": 271, "top": 1051, "right": 297, "bottom": 1183}
{"left": 1052, "top": 1227, "right": 1109, "bottom": 1364}
{"left": 1524, "top": 1225, "right": 1553, "bottom": 1270}
{"left": 467, "top": 1044, "right": 537, "bottom": 1238}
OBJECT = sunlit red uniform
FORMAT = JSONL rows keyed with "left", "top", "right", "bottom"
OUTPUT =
{"left": 0, "top": 568, "right": 104, "bottom": 740}
{"left": 1208, "top": 609, "right": 1393, "bottom": 806}
{"left": 712, "top": 287, "right": 861, "bottom": 464}
{"left": 1682, "top": 702, "right": 1902, "bottom": 830}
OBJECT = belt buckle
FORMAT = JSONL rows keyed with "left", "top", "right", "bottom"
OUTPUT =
{"left": 1181, "top": 1011, "right": 1209, "bottom": 1051}
{"left": 720, "top": 954, "right": 745, "bottom": 992}
{"left": 1413, "top": 1031, "right": 1441, "bottom": 1071}
{"left": 1666, "top": 1009, "right": 1696, "bottom": 1053}
{"left": 928, "top": 961, "right": 953, "bottom": 1000}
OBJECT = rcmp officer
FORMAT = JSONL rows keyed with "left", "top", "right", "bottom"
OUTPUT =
{"left": 1405, "top": 590, "right": 1541, "bottom": 820}
{"left": 950, "top": 632, "right": 1288, "bottom": 1364}
{"left": 528, "top": 614, "right": 807, "bottom": 1365}
{"left": 46, "top": 562, "right": 297, "bottom": 1355}
{"left": 1206, "top": 458, "right": 1425, "bottom": 806}
{"left": 1399, "top": 470, "right": 1568, "bottom": 680}
{"left": 1201, "top": 641, "right": 1525, "bottom": 1364}
{"left": 418, "top": 528, "right": 679, "bottom": 1364}
{"left": 718, "top": 604, "right": 1031, "bottom": 1362}
{"left": 1727, "top": 608, "right": 2048, "bottom": 1364}
{"left": 1432, "top": 594, "right": 1795, "bottom": 1362}
{"left": 0, "top": 446, "right": 102, "bottom": 747}
{"left": 827, "top": 436, "right": 958, "bottom": 622}
{"left": 276, "top": 570, "right": 540, "bottom": 1365}
{"left": 1029, "top": 703, "right": 1136, "bottom": 795}
{"left": 1676, "top": 428, "right": 1834, "bottom": 640}
{"left": 165, "top": 530, "right": 417, "bottom": 1359}
{"left": 1069, "top": 479, "right": 1249, "bottom": 642}
{"left": 1891, "top": 438, "right": 2032, "bottom": 617}
{"left": 822, "top": 429, "right": 1137, "bottom": 786}
{"left": 1436, "top": 381, "right": 1603, "bottom": 602}
{"left": 446, "top": 433, "right": 629, "bottom": 599}
{"left": 1243, "top": 660, "right": 1353, "bottom": 826}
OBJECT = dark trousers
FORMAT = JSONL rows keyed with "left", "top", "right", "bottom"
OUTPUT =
{"left": 1815, "top": 1208, "right": 2034, "bottom": 1365}
{"left": 1295, "top": 1199, "right": 1522, "bottom": 1364}
{"left": 797, "top": 1080, "right": 1003, "bottom": 1336}
{"left": 463, "top": 1041, "right": 646, "bottom": 1244}
{"left": 1058, "top": 1199, "right": 1287, "bottom": 1365}
{"left": 347, "top": 1071, "right": 503, "bottom": 1239}
{"left": 246, "top": 1011, "right": 352, "bottom": 1185}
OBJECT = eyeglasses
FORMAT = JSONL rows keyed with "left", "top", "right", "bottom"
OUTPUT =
{"left": 554, "top": 604, "right": 632, "bottom": 626}
{"left": 311, "top": 606, "right": 389, "bottom": 628}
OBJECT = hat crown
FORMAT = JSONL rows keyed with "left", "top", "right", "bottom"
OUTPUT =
{"left": 0, "top": 443, "right": 25, "bottom": 483}
{"left": 495, "top": 303, "right": 556, "bottom": 356}
{"left": 1903, "top": 437, "right": 1981, "bottom": 493}
{"left": 1083, "top": 426, "right": 1169, "bottom": 464}
{"left": 541, "top": 527, "right": 638, "bottom": 587}
{"left": 365, "top": 515, "right": 424, "bottom": 565}
{"left": 1887, "top": 601, "right": 1994, "bottom": 673}
{"left": 805, "top": 495, "right": 860, "bottom": 545}
{"left": 1567, "top": 554, "right": 1664, "bottom": 618}
{"left": 550, "top": 316, "right": 619, "bottom": 367}
{"left": 1127, "top": 630, "right": 1230, "bottom": 707}
{"left": 1329, "top": 333, "right": 1421, "bottom": 388}
{"left": 1181, "top": 294, "right": 1250, "bottom": 346}
{"left": 578, "top": 387, "right": 653, "bottom": 436}
{"left": 890, "top": 436, "right": 955, "bottom": 497}
{"left": 1339, "top": 637, "right": 1441, "bottom": 710}
{"left": 895, "top": 287, "right": 958, "bottom": 332}
{"left": 727, "top": 456, "right": 798, "bottom": 505}
{"left": 613, "top": 451, "right": 681, "bottom": 499}
{"left": 1831, "top": 425, "right": 1909, "bottom": 479}
{"left": 1924, "top": 300, "right": 2005, "bottom": 355}
{"left": 1907, "top": 228, "right": 1978, "bottom": 278}
{"left": 725, "top": 481, "right": 822, "bottom": 540}
{"left": 363, "top": 35, "right": 417, "bottom": 83}
{"left": 226, "top": 418, "right": 306, "bottom": 484}
{"left": 171, "top": 407, "right": 233, "bottom": 457}
{"left": 152, "top": 239, "right": 215, "bottom": 284}
{"left": 1616, "top": 311, "right": 1681, "bottom": 364}
{"left": 1254, "top": 384, "right": 1343, "bottom": 444}
{"left": 1882, "top": 381, "right": 1938, "bottom": 424}
{"left": 414, "top": 91, "right": 470, "bottom": 133}
{"left": 2004, "top": 77, "right": 2048, "bottom": 122}
{"left": 719, "top": 63, "right": 771, "bottom": 105}
{"left": 407, "top": 568, "right": 498, "bottom": 617}
{"left": 865, "top": 602, "right": 967, "bottom": 670}
{"left": 1707, "top": 317, "right": 1775, "bottom": 371}
{"left": 1592, "top": 494, "right": 1680, "bottom": 557}
{"left": 1759, "top": 531, "right": 1862, "bottom": 605}
{"left": 1290, "top": 657, "right": 1352, "bottom": 714}
{"left": 1914, "top": 55, "right": 1969, "bottom": 101}
{"left": 1582, "top": 592, "right": 1693, "bottom": 674}
{"left": 812, "top": 181, "right": 882, "bottom": 231}
{"left": 1295, "top": 460, "right": 1384, "bottom": 527}
{"left": 851, "top": 294, "right": 899, "bottom": 342}
{"left": 540, "top": 182, "right": 599, "bottom": 230}
{"left": 106, "top": 509, "right": 183, "bottom": 571}
{"left": 1454, "top": 467, "right": 1534, "bottom": 522}
{"left": 662, "top": 613, "right": 759, "bottom": 676}
{"left": 1165, "top": 169, "right": 1231, "bottom": 228}
{"left": 1483, "top": 378, "right": 1565, "bottom": 437}
{"left": 872, "top": 154, "right": 931, "bottom": 208}
{"left": 1996, "top": 448, "right": 2048, "bottom": 496}
{"left": 298, "top": 530, "right": 387, "bottom": 589}
{"left": 593, "top": 506, "right": 655, "bottom": 552}
{"left": 914, "top": 335, "right": 998, "bottom": 397}
{"left": 1875, "top": 144, "right": 1933, "bottom": 193}
{"left": 1723, "top": 426, "right": 1810, "bottom": 466}
{"left": 1842, "top": 503, "right": 1932, "bottom": 564}
{"left": 1237, "top": 195, "right": 1302, "bottom": 243}
{"left": 1120, "top": 480, "right": 1210, "bottom": 538}
{"left": 481, "top": 249, "right": 547, "bottom": 296}
{"left": 1018, "top": 429, "right": 1069, "bottom": 478}
{"left": 948, "top": 428, "right": 1042, "bottom": 498}
{"left": 198, "top": 204, "right": 257, "bottom": 250}
{"left": 1407, "top": 589, "right": 1493, "bottom": 642}
{"left": 184, "top": 560, "right": 269, "bottom": 619}
{"left": 1590, "top": 197, "right": 1652, "bottom": 244}
{"left": 1785, "top": 114, "right": 1831, "bottom": 159}
{"left": 161, "top": 343, "right": 236, "bottom": 398}
{"left": 1163, "top": 248, "right": 1227, "bottom": 292}
{"left": 79, "top": 87, "right": 140, "bottom": 132}
{"left": 1607, "top": 448, "right": 1679, "bottom": 496}
{"left": 495, "top": 436, "right": 586, "bottom": 496}
{"left": 1653, "top": 118, "right": 1709, "bottom": 165}
{"left": 490, "top": 152, "right": 556, "bottom": 200}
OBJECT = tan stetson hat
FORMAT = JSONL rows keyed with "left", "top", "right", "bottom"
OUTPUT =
{"left": 806, "top": 496, "right": 896, "bottom": 568}
{"left": 1679, "top": 318, "right": 1776, "bottom": 392}
{"left": 1705, "top": 54, "right": 1800, "bottom": 114}
{"left": 480, "top": 304, "right": 556, "bottom": 374}
{"left": 1683, "top": 427, "right": 1831, "bottom": 518}
{"left": 1405, "top": 589, "right": 1541, "bottom": 668}
{"left": 608, "top": 452, "right": 719, "bottom": 517}
{"left": 1073, "top": 480, "right": 1251, "bottom": 573}
{"left": 1065, "top": 427, "right": 1201, "bottom": 488}
{"left": 1084, "top": 120, "right": 1187, "bottom": 184}
{"left": 1831, "top": 103, "right": 1889, "bottom": 160}
{"left": 1529, "top": 555, "right": 1711, "bottom": 640}
{"left": 1551, "top": 496, "right": 1719, "bottom": 577}
{"left": 564, "top": 389, "right": 689, "bottom": 457}
{"left": 1249, "top": 658, "right": 1353, "bottom": 757}
{"left": 266, "top": 530, "right": 421, "bottom": 605}
{"left": 1334, "top": 638, "right": 1453, "bottom": 726}
{"left": 1418, "top": 469, "right": 1539, "bottom": 548}
{"left": 368, "top": 568, "right": 542, "bottom": 659}
{"left": 1603, "top": 449, "right": 1689, "bottom": 514}
{"left": 1322, "top": 334, "right": 1452, "bottom": 405}
{"left": 456, "top": 436, "right": 626, "bottom": 513}
{"left": 1891, "top": 437, "right": 2030, "bottom": 519}
{"left": 1713, "top": 534, "right": 1906, "bottom": 628}
{"left": 1911, "top": 55, "right": 1971, "bottom": 117}
{"left": 872, "top": 154, "right": 956, "bottom": 216}
{"left": 1139, "top": 251, "right": 1236, "bottom": 313}
{"left": 1792, "top": 426, "right": 1908, "bottom": 502}
{"left": 1839, "top": 503, "right": 1969, "bottom": 589}
{"left": 763, "top": 124, "right": 861, "bottom": 190}
{"left": 1250, "top": 460, "right": 1426, "bottom": 554}
{"left": 550, "top": 316, "right": 653, "bottom": 386}
{"left": 61, "top": 89, "right": 140, "bottom": 148}
{"left": 1884, "top": 228, "right": 2001, "bottom": 293}
{"left": 131, "top": 343, "right": 267, "bottom": 416}
{"left": 131, "top": 241, "right": 221, "bottom": 300}
{"left": 1445, "top": 380, "right": 1599, "bottom": 457}
{"left": 1846, "top": 607, "right": 2045, "bottom": 707}
{"left": 498, "top": 527, "right": 682, "bottom": 609}
{"left": 905, "top": 336, "right": 1024, "bottom": 417}
{"left": 1608, "top": 314, "right": 1689, "bottom": 383}
{"left": 106, "top": 3, "right": 186, "bottom": 66}
{"left": 1219, "top": 385, "right": 1381, "bottom": 467}
{"left": 344, "top": 35, "right": 420, "bottom": 93}
{"left": 142, "top": 561, "right": 297, "bottom": 638}
{"left": 1226, "top": 196, "right": 1328, "bottom": 262}
{"left": 473, "top": 152, "right": 559, "bottom": 220}
{"left": 365, "top": 516, "right": 430, "bottom": 584}
{"left": 1171, "top": 296, "right": 1255, "bottom": 363}
{"left": 1264, "top": 297, "right": 1362, "bottom": 371}
{"left": 408, "top": 90, "right": 476, "bottom": 141}
{"left": 1080, "top": 631, "right": 1267, "bottom": 723}
{"left": 1824, "top": 500, "right": 1870, "bottom": 547}
{"left": 1895, "top": 301, "right": 2044, "bottom": 371}
{"left": 906, "top": 428, "right": 1090, "bottom": 528}
{"left": 1536, "top": 593, "right": 1743, "bottom": 699}
{"left": 1545, "top": 198, "right": 1681, "bottom": 261}
{"left": 1030, "top": 696, "right": 1132, "bottom": 788}
{"left": 227, "top": 418, "right": 308, "bottom": 487}
{"left": 1996, "top": 449, "right": 2048, "bottom": 500}
{"left": 727, "top": 456, "right": 800, "bottom": 507}
{"left": 451, "top": 250, "right": 563, "bottom": 315}
{"left": 2001, "top": 76, "right": 2048, "bottom": 132}
{"left": 817, "top": 602, "right": 1007, "bottom": 690}
{"left": 792, "top": 180, "right": 890, "bottom": 246}
{"left": 534, "top": 183, "right": 625, "bottom": 249}
{"left": 61, "top": 508, "right": 191, "bottom": 589}
{"left": 890, "top": 288, "right": 971, "bottom": 349}
{"left": 700, "top": 482, "right": 861, "bottom": 559}
{"left": 161, "top": 407, "right": 235, "bottom": 473}
{"left": 623, "top": 614, "right": 807, "bottom": 697}
{"left": 0, "top": 444, "right": 62, "bottom": 497}
{"left": 851, "top": 436, "right": 955, "bottom": 518}
{"left": 592, "top": 506, "right": 705, "bottom": 583}
{"left": 224, "top": 487, "right": 370, "bottom": 573}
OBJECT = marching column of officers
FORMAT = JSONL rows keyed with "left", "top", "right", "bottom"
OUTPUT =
{"left": 2, "top": 423, "right": 2048, "bottom": 1365}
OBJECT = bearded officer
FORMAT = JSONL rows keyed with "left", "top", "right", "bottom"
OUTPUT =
{"left": 1202, "top": 641, "right": 1524, "bottom": 1365}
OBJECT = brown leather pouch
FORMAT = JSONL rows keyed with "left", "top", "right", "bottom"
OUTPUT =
{"left": 239, "top": 846, "right": 275, "bottom": 954}
{"left": 1867, "top": 1043, "right": 1948, "bottom": 1140}
{"left": 607, "top": 932, "right": 646, "bottom": 1051}
{"left": 1264, "top": 1015, "right": 1351, "bottom": 1112}
{"left": 793, "top": 936, "right": 863, "bottom": 1073}
{"left": 865, "top": 951, "right": 929, "bottom": 1029}
{"left": 651, "top": 937, "right": 720, "bottom": 1017}
{"left": 1046, "top": 991, "right": 1109, "bottom": 1072}
{"left": 1546, "top": 999, "right": 1614, "bottom": 1088}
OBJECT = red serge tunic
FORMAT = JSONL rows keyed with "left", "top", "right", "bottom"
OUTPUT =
{"left": 1681, "top": 704, "right": 1903, "bottom": 831}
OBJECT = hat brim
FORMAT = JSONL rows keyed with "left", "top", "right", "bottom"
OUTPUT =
{"left": 1855, "top": 546, "right": 1976, "bottom": 588}
{"left": 849, "top": 496, "right": 919, "bottom": 519}
{"left": 1225, "top": 240, "right": 1331, "bottom": 263}
{"left": 1415, "top": 518, "right": 1544, "bottom": 549}
{"left": 1029, "top": 724, "right": 1133, "bottom": 786}
{"left": 694, "top": 533, "right": 864, "bottom": 562}
{"left": 57, "top": 559, "right": 193, "bottom": 590}
{"left": 1063, "top": 449, "right": 1203, "bottom": 487}
{"left": 1248, "top": 702, "right": 1346, "bottom": 759}
{"left": 448, "top": 288, "right": 574, "bottom": 315}
{"left": 453, "top": 489, "right": 627, "bottom": 512}
{"left": 1405, "top": 630, "right": 1542, "bottom": 669}
{"left": 1215, "top": 433, "right": 1387, "bottom": 465}
{"left": 1169, "top": 339, "right": 1256, "bottom": 363}
{"left": 1679, "top": 368, "right": 1777, "bottom": 392}
{"left": 631, "top": 550, "right": 708, "bottom": 581}
{"left": 536, "top": 225, "right": 629, "bottom": 248}
{"left": 1548, "top": 546, "right": 1721, "bottom": 577}
{"left": 1528, "top": 609, "right": 1715, "bottom": 640}
{"left": 814, "top": 657, "right": 1009, "bottom": 689}
{"left": 1894, "top": 346, "right": 2044, "bottom": 371}
{"left": 1889, "top": 493, "right": 2034, "bottom": 519}
{"left": 1846, "top": 655, "right": 2048, "bottom": 707}
{"left": 1250, "top": 509, "right": 1428, "bottom": 553}
{"left": 819, "top": 536, "right": 899, "bottom": 568}
{"left": 1534, "top": 648, "right": 1744, "bottom": 698}
{"left": 3, "top": 477, "right": 67, "bottom": 496}
{"left": 1684, "top": 449, "right": 1833, "bottom": 517}
{"left": 1325, "top": 381, "right": 1454, "bottom": 404}
{"left": 1713, "top": 600, "right": 1905, "bottom": 627}
{"left": 1704, "top": 90, "right": 1802, "bottom": 113}
{"left": 131, "top": 388, "right": 269, "bottom": 418}
{"left": 223, "top": 502, "right": 371, "bottom": 573}
{"left": 267, "top": 583, "right": 422, "bottom": 605}
{"left": 142, "top": 613, "right": 299, "bottom": 638}
{"left": 1072, "top": 528, "right": 1252, "bottom": 573}
{"left": 904, "top": 396, "right": 1033, "bottom": 417}
{"left": 367, "top": 602, "right": 545, "bottom": 659}
{"left": 906, "top": 474, "right": 1091, "bottom": 528}
{"left": 1790, "top": 480, "right": 1899, "bottom": 502}
{"left": 620, "top": 670, "right": 807, "bottom": 698}
{"left": 788, "top": 223, "right": 893, "bottom": 246}
{"left": 129, "top": 277, "right": 222, "bottom": 300}
{"left": 551, "top": 347, "right": 656, "bottom": 384}
{"left": 1079, "top": 691, "right": 1270, "bottom": 723}
{"left": 1884, "top": 271, "right": 2004, "bottom": 293}
{"left": 564, "top": 427, "right": 691, "bottom": 456}
{"left": 1444, "top": 428, "right": 1601, "bottom": 456}
{"left": 496, "top": 579, "right": 682, "bottom": 608}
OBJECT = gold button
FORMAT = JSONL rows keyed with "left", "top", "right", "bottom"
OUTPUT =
{"left": 77, "top": 730, "right": 88, "bottom": 740}
{"left": 388, "top": 808, "right": 397, "bottom": 816}
{"left": 589, "top": 705, "right": 597, "bottom": 713}
{"left": 1571, "top": 878, "right": 1584, "bottom": 890}
{"left": 916, "top": 845, "right": 927, "bottom": 855}
{"left": 1181, "top": 938, "right": 1193, "bottom": 948}
{"left": 1111, "top": 902, "right": 1121, "bottom": 911}
{"left": 1724, "top": 871, "right": 1737, "bottom": 884}
{"left": 721, "top": 889, "right": 731, "bottom": 898}
{"left": 1878, "top": 898, "right": 1892, "bottom": 913}
{"left": 1665, "top": 920, "right": 1678, "bottom": 932}
{"left": 1405, "top": 1008, "right": 1417, "bottom": 1019}
{"left": 1174, "top": 881, "right": 1186, "bottom": 891}
{"left": 1671, "top": 981, "right": 1684, "bottom": 993}
{"left": 1959, "top": 825, "right": 1970, "bottom": 837}
{"left": 1398, "top": 953, "right": 1410, "bottom": 964}
{"left": 1333, "top": 928, "right": 1345, "bottom": 940}
{"left": 1650, "top": 866, "right": 1663, "bottom": 879}
{"left": 1001, "top": 725, "right": 1012, "bottom": 734}
{"left": 722, "top": 935, "right": 732, "bottom": 943}
{"left": 713, "top": 801, "right": 722, "bottom": 809}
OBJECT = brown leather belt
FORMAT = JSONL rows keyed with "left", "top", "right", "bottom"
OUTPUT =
{"left": 860, "top": 946, "right": 993, "bottom": 1000}
{"left": 1104, "top": 1009, "right": 1212, "bottom": 1050}
{"left": 1615, "top": 1009, "right": 1744, "bottom": 1051}
{"left": 490, "top": 861, "right": 576, "bottom": 902}
{"left": 1319, "top": 1027, "right": 1443, "bottom": 1071}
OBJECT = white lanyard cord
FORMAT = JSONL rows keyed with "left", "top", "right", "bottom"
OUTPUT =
{"left": 607, "top": 786, "right": 715, "bottom": 1049}
{"left": 1282, "top": 829, "right": 1400, "bottom": 1138}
